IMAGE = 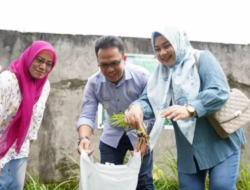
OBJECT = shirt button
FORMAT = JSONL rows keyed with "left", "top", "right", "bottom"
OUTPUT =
{"left": 117, "top": 99, "right": 119, "bottom": 101}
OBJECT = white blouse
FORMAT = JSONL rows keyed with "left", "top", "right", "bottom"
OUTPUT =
{"left": 0, "top": 71, "right": 50, "bottom": 168}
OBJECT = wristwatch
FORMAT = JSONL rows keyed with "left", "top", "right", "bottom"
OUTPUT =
{"left": 185, "top": 104, "right": 196, "bottom": 117}
{"left": 78, "top": 136, "right": 89, "bottom": 145}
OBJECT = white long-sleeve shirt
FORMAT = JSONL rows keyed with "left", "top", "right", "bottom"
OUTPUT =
{"left": 0, "top": 71, "right": 50, "bottom": 168}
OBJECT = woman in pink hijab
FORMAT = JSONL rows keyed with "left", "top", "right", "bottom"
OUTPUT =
{"left": 0, "top": 41, "right": 57, "bottom": 189}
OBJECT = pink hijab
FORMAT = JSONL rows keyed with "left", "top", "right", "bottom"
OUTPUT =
{"left": 0, "top": 41, "right": 57, "bottom": 158}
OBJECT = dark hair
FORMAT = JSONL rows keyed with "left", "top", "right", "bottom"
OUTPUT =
{"left": 95, "top": 35, "right": 124, "bottom": 57}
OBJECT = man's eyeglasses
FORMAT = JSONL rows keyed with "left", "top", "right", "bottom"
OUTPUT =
{"left": 98, "top": 59, "right": 122, "bottom": 69}
{"left": 35, "top": 57, "right": 53, "bottom": 68}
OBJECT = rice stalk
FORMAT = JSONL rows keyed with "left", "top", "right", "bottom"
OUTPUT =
{"left": 107, "top": 112, "right": 150, "bottom": 158}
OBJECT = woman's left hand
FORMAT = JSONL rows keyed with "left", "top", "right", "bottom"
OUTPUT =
{"left": 160, "top": 105, "right": 190, "bottom": 121}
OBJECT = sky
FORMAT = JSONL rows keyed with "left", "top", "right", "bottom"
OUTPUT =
{"left": 0, "top": 0, "right": 250, "bottom": 44}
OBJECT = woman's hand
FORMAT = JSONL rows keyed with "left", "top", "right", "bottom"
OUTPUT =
{"left": 160, "top": 105, "right": 191, "bottom": 121}
{"left": 125, "top": 105, "right": 143, "bottom": 130}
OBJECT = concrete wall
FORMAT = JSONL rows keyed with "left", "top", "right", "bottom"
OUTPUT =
{"left": 0, "top": 30, "right": 250, "bottom": 183}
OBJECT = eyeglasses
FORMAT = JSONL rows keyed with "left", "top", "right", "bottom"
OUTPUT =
{"left": 35, "top": 57, "right": 53, "bottom": 68}
{"left": 98, "top": 59, "right": 122, "bottom": 69}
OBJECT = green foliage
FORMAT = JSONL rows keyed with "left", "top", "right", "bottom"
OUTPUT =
{"left": 24, "top": 173, "right": 78, "bottom": 190}
{"left": 152, "top": 148, "right": 209, "bottom": 190}
{"left": 152, "top": 148, "right": 179, "bottom": 190}
{"left": 237, "top": 162, "right": 250, "bottom": 190}
{"left": 107, "top": 112, "right": 146, "bottom": 135}
{"left": 107, "top": 113, "right": 131, "bottom": 130}
{"left": 25, "top": 148, "right": 250, "bottom": 190}
{"left": 24, "top": 150, "right": 80, "bottom": 190}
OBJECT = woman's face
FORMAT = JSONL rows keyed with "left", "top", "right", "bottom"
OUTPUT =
{"left": 29, "top": 51, "right": 53, "bottom": 79}
{"left": 154, "top": 35, "right": 176, "bottom": 67}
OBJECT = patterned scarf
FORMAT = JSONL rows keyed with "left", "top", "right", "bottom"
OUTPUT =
{"left": 148, "top": 27, "right": 201, "bottom": 149}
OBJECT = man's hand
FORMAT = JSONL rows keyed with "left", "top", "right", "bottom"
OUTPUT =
{"left": 78, "top": 125, "right": 94, "bottom": 156}
{"left": 135, "top": 147, "right": 147, "bottom": 158}
{"left": 125, "top": 105, "right": 143, "bottom": 130}
{"left": 77, "top": 138, "right": 94, "bottom": 156}
{"left": 130, "top": 147, "right": 148, "bottom": 159}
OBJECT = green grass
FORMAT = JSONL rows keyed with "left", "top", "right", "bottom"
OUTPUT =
{"left": 152, "top": 148, "right": 179, "bottom": 190}
{"left": 24, "top": 174, "right": 78, "bottom": 190}
{"left": 237, "top": 162, "right": 250, "bottom": 190}
{"left": 25, "top": 148, "right": 250, "bottom": 190}
{"left": 24, "top": 150, "right": 80, "bottom": 190}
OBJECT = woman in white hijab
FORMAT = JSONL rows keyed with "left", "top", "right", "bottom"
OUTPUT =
{"left": 125, "top": 27, "right": 245, "bottom": 190}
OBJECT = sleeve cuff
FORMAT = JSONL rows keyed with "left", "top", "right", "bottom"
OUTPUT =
{"left": 131, "top": 100, "right": 154, "bottom": 119}
{"left": 189, "top": 100, "right": 206, "bottom": 118}
{"left": 76, "top": 118, "right": 95, "bottom": 131}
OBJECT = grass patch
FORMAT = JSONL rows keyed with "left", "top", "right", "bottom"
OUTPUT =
{"left": 25, "top": 148, "right": 250, "bottom": 190}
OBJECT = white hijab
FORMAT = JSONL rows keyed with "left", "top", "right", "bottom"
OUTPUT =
{"left": 148, "top": 27, "right": 201, "bottom": 150}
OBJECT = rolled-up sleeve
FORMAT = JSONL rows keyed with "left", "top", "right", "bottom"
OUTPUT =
{"left": 76, "top": 79, "right": 98, "bottom": 131}
{"left": 132, "top": 86, "right": 155, "bottom": 120}
{"left": 189, "top": 50, "right": 230, "bottom": 117}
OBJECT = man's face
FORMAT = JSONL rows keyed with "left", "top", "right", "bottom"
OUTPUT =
{"left": 97, "top": 47, "right": 126, "bottom": 84}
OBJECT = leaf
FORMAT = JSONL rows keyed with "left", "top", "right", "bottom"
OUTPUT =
{"left": 106, "top": 113, "right": 132, "bottom": 131}
{"left": 107, "top": 112, "right": 147, "bottom": 135}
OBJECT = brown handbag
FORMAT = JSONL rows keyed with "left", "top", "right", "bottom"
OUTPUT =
{"left": 194, "top": 54, "right": 250, "bottom": 138}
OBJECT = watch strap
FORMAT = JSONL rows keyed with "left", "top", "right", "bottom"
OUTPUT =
{"left": 78, "top": 136, "right": 89, "bottom": 145}
{"left": 185, "top": 104, "right": 195, "bottom": 117}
